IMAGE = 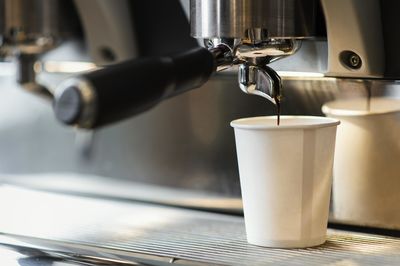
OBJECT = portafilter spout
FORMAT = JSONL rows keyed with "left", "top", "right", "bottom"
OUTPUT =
{"left": 238, "top": 63, "right": 282, "bottom": 105}
{"left": 234, "top": 39, "right": 301, "bottom": 105}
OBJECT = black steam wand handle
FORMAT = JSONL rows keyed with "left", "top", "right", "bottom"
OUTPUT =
{"left": 53, "top": 47, "right": 218, "bottom": 129}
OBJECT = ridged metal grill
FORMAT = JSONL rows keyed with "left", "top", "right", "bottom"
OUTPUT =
{"left": 81, "top": 218, "right": 400, "bottom": 265}
{"left": 1, "top": 186, "right": 400, "bottom": 265}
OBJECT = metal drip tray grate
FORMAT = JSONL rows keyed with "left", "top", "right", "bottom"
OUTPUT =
{"left": 0, "top": 186, "right": 400, "bottom": 265}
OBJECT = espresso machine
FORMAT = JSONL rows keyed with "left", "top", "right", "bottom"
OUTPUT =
{"left": 0, "top": 0, "right": 400, "bottom": 264}
{"left": 50, "top": 0, "right": 393, "bottom": 127}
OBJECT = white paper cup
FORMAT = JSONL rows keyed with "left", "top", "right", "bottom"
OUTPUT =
{"left": 322, "top": 97, "right": 400, "bottom": 228}
{"left": 231, "top": 116, "right": 340, "bottom": 248}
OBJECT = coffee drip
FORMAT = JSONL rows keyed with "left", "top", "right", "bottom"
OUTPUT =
{"left": 275, "top": 96, "right": 281, "bottom": 126}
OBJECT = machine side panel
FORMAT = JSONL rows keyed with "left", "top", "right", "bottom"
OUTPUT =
{"left": 321, "top": 0, "right": 384, "bottom": 78}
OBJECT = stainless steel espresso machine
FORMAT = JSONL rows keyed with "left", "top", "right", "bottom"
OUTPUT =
{"left": 0, "top": 0, "right": 400, "bottom": 264}
{"left": 51, "top": 0, "right": 396, "bottom": 126}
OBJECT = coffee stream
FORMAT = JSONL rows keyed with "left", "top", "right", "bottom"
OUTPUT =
{"left": 275, "top": 96, "right": 281, "bottom": 126}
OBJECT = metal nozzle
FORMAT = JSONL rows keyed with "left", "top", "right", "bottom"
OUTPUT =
{"left": 16, "top": 53, "right": 53, "bottom": 100}
{"left": 238, "top": 63, "right": 282, "bottom": 105}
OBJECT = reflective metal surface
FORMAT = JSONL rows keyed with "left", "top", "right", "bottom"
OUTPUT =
{"left": 16, "top": 53, "right": 53, "bottom": 100}
{"left": 190, "top": 0, "right": 318, "bottom": 39}
{"left": 0, "top": 173, "right": 243, "bottom": 213}
{"left": 0, "top": 0, "right": 80, "bottom": 102}
{"left": 1, "top": 186, "right": 400, "bottom": 265}
{"left": 238, "top": 64, "right": 282, "bottom": 104}
{"left": 1, "top": 68, "right": 400, "bottom": 196}
{"left": 0, "top": 0, "right": 60, "bottom": 55}
{"left": 0, "top": 244, "right": 96, "bottom": 266}
{"left": 235, "top": 39, "right": 301, "bottom": 60}
{"left": 0, "top": 241, "right": 173, "bottom": 266}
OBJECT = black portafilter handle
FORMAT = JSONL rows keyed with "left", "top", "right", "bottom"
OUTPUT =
{"left": 53, "top": 47, "right": 218, "bottom": 129}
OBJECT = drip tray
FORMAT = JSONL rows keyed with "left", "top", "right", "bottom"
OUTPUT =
{"left": 0, "top": 185, "right": 400, "bottom": 265}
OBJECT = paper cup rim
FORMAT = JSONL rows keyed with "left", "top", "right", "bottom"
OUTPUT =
{"left": 322, "top": 97, "right": 400, "bottom": 117}
{"left": 230, "top": 115, "right": 340, "bottom": 130}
